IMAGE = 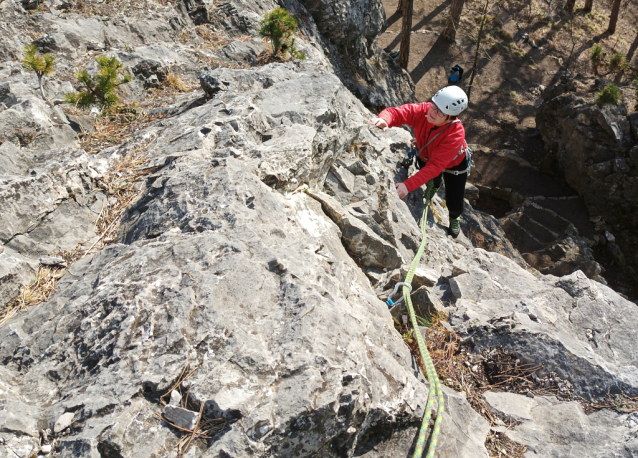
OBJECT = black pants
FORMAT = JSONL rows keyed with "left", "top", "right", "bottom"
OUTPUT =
{"left": 432, "top": 158, "right": 467, "bottom": 219}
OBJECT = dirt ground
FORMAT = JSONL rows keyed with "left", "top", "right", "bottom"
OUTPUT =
{"left": 377, "top": 0, "right": 638, "bottom": 298}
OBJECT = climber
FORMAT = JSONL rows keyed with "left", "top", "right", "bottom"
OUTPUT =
{"left": 369, "top": 85, "right": 470, "bottom": 238}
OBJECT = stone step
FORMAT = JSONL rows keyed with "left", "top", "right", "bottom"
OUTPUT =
{"left": 500, "top": 217, "right": 545, "bottom": 253}
{"left": 517, "top": 213, "right": 558, "bottom": 245}
{"left": 522, "top": 202, "right": 572, "bottom": 236}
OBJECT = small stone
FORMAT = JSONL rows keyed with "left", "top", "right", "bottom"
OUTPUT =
{"left": 54, "top": 412, "right": 75, "bottom": 434}
{"left": 605, "top": 231, "right": 615, "bottom": 243}
{"left": 164, "top": 405, "right": 199, "bottom": 431}
{"left": 39, "top": 256, "right": 67, "bottom": 267}
{"left": 41, "top": 444, "right": 52, "bottom": 454}
{"left": 169, "top": 390, "right": 182, "bottom": 406}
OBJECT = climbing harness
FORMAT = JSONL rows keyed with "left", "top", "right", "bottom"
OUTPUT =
{"left": 390, "top": 194, "right": 445, "bottom": 458}
{"left": 406, "top": 121, "right": 474, "bottom": 177}
{"left": 385, "top": 282, "right": 413, "bottom": 307}
{"left": 444, "top": 142, "right": 474, "bottom": 176}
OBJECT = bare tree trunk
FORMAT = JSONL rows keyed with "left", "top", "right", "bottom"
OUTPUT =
{"left": 607, "top": 0, "right": 621, "bottom": 33}
{"left": 442, "top": 0, "right": 466, "bottom": 41}
{"left": 396, "top": 0, "right": 405, "bottom": 14}
{"left": 37, "top": 75, "right": 46, "bottom": 101}
{"left": 467, "top": 0, "right": 490, "bottom": 102}
{"left": 397, "top": 0, "right": 413, "bottom": 69}
{"left": 583, "top": 0, "right": 593, "bottom": 13}
{"left": 564, "top": 0, "right": 576, "bottom": 14}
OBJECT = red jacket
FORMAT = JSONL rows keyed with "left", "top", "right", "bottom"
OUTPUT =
{"left": 379, "top": 102, "right": 466, "bottom": 192}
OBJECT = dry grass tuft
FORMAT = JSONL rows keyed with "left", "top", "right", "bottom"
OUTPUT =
{"left": 88, "top": 151, "right": 150, "bottom": 251}
{"left": 66, "top": 0, "right": 179, "bottom": 19}
{"left": 0, "top": 268, "right": 65, "bottom": 328}
{"left": 165, "top": 72, "right": 189, "bottom": 93}
{"left": 74, "top": 104, "right": 165, "bottom": 154}
{"left": 180, "top": 25, "right": 232, "bottom": 52}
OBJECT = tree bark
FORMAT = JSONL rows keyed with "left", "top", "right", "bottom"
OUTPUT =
{"left": 564, "top": 0, "right": 576, "bottom": 14}
{"left": 467, "top": 0, "right": 490, "bottom": 102}
{"left": 442, "top": 0, "right": 466, "bottom": 41}
{"left": 397, "top": 0, "right": 413, "bottom": 69}
{"left": 607, "top": 0, "right": 621, "bottom": 33}
{"left": 396, "top": 0, "right": 406, "bottom": 14}
{"left": 583, "top": 0, "right": 593, "bottom": 13}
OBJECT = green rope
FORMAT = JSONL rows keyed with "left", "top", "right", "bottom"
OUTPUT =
{"left": 401, "top": 198, "right": 444, "bottom": 458}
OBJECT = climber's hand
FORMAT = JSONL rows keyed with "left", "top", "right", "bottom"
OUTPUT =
{"left": 395, "top": 182, "right": 408, "bottom": 199}
{"left": 369, "top": 117, "right": 388, "bottom": 132}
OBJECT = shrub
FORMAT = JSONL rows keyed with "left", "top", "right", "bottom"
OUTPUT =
{"left": 21, "top": 44, "right": 55, "bottom": 101}
{"left": 596, "top": 83, "right": 620, "bottom": 106}
{"left": 65, "top": 55, "right": 131, "bottom": 109}
{"left": 590, "top": 44, "right": 604, "bottom": 67}
{"left": 258, "top": 8, "right": 305, "bottom": 59}
{"left": 609, "top": 51, "right": 629, "bottom": 71}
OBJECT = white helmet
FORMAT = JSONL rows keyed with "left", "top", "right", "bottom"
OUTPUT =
{"left": 432, "top": 86, "right": 468, "bottom": 116}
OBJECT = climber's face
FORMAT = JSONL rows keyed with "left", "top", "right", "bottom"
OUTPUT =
{"left": 427, "top": 103, "right": 449, "bottom": 126}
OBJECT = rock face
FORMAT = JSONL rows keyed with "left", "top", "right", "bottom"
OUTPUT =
{"left": 0, "top": 57, "right": 493, "bottom": 456}
{"left": 448, "top": 249, "right": 638, "bottom": 399}
{"left": 537, "top": 90, "right": 638, "bottom": 217}
{"left": 484, "top": 391, "right": 638, "bottom": 457}
{"left": 501, "top": 200, "right": 603, "bottom": 282}
{"left": 0, "top": 147, "right": 107, "bottom": 306}
{"left": 2, "top": 0, "right": 638, "bottom": 456}
{"left": 536, "top": 86, "right": 638, "bottom": 287}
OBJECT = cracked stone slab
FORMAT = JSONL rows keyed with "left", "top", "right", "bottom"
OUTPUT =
{"left": 484, "top": 391, "right": 638, "bottom": 457}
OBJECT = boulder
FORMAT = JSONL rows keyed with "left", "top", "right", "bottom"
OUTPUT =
{"left": 0, "top": 97, "right": 77, "bottom": 152}
{"left": 448, "top": 249, "right": 638, "bottom": 399}
{"left": 536, "top": 87, "right": 637, "bottom": 221}
{"left": 484, "top": 391, "right": 638, "bottom": 456}
{"left": 216, "top": 39, "right": 268, "bottom": 64}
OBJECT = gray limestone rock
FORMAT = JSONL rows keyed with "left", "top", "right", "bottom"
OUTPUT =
{"left": 54, "top": 412, "right": 75, "bottom": 434}
{"left": 163, "top": 405, "right": 199, "bottom": 431}
{"left": 484, "top": 391, "right": 638, "bottom": 457}
{"left": 536, "top": 88, "right": 637, "bottom": 220}
{"left": 4, "top": 2, "right": 633, "bottom": 454}
{"left": 216, "top": 38, "right": 268, "bottom": 64}
{"left": 629, "top": 112, "right": 638, "bottom": 141}
{"left": 448, "top": 249, "right": 638, "bottom": 399}
{"left": 0, "top": 141, "right": 32, "bottom": 176}
{"left": 0, "top": 60, "right": 489, "bottom": 457}
{"left": 0, "top": 149, "right": 107, "bottom": 306}
{"left": 0, "top": 245, "right": 38, "bottom": 305}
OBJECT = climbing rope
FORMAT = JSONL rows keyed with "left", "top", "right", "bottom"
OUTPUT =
{"left": 392, "top": 196, "right": 445, "bottom": 458}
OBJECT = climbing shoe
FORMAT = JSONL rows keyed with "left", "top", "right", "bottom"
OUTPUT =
{"left": 448, "top": 217, "right": 460, "bottom": 238}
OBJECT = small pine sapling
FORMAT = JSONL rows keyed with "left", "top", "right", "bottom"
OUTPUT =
{"left": 596, "top": 83, "right": 620, "bottom": 106}
{"left": 65, "top": 55, "right": 131, "bottom": 109}
{"left": 590, "top": 44, "right": 604, "bottom": 74}
{"left": 609, "top": 51, "right": 629, "bottom": 72}
{"left": 259, "top": 8, "right": 305, "bottom": 60}
{"left": 21, "top": 44, "right": 55, "bottom": 102}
